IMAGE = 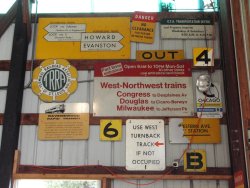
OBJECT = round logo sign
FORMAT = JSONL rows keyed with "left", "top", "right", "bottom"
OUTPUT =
{"left": 32, "top": 59, "right": 78, "bottom": 102}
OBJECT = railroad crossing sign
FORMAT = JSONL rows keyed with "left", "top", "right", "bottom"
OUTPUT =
{"left": 126, "top": 119, "right": 165, "bottom": 171}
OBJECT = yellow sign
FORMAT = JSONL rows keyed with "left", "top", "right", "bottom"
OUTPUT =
{"left": 36, "top": 17, "right": 130, "bottom": 59}
{"left": 184, "top": 150, "right": 206, "bottom": 172}
{"left": 100, "top": 119, "right": 122, "bottom": 141}
{"left": 32, "top": 59, "right": 78, "bottom": 102}
{"left": 193, "top": 48, "right": 214, "bottom": 66}
{"left": 136, "top": 50, "right": 184, "bottom": 61}
{"left": 169, "top": 118, "right": 221, "bottom": 143}
{"left": 38, "top": 103, "right": 89, "bottom": 140}
{"left": 131, "top": 12, "right": 157, "bottom": 43}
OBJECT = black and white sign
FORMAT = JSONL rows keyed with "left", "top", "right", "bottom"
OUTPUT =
{"left": 126, "top": 119, "right": 165, "bottom": 171}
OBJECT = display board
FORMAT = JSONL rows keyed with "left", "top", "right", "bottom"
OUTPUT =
{"left": 36, "top": 17, "right": 131, "bottom": 59}
{"left": 93, "top": 61, "right": 194, "bottom": 116}
{"left": 38, "top": 103, "right": 89, "bottom": 140}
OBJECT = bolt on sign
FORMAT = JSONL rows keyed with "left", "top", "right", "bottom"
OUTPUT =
{"left": 126, "top": 119, "right": 165, "bottom": 171}
{"left": 130, "top": 12, "right": 157, "bottom": 43}
{"left": 169, "top": 118, "right": 221, "bottom": 144}
{"left": 93, "top": 61, "right": 194, "bottom": 116}
{"left": 136, "top": 50, "right": 184, "bottom": 61}
{"left": 184, "top": 150, "right": 207, "bottom": 172}
{"left": 160, "top": 18, "right": 215, "bottom": 39}
{"left": 38, "top": 103, "right": 89, "bottom": 140}
{"left": 100, "top": 119, "right": 122, "bottom": 141}
{"left": 32, "top": 59, "right": 78, "bottom": 102}
{"left": 196, "top": 82, "right": 223, "bottom": 118}
{"left": 36, "top": 17, "right": 130, "bottom": 59}
{"left": 193, "top": 48, "right": 214, "bottom": 66}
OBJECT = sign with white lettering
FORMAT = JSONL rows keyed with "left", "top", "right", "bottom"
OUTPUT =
{"left": 36, "top": 17, "right": 130, "bottom": 59}
{"left": 131, "top": 12, "right": 157, "bottom": 43}
{"left": 196, "top": 82, "right": 223, "bottom": 118}
{"left": 160, "top": 18, "right": 214, "bottom": 39}
{"left": 93, "top": 62, "right": 194, "bottom": 116}
{"left": 126, "top": 119, "right": 165, "bottom": 171}
{"left": 169, "top": 118, "right": 221, "bottom": 143}
{"left": 38, "top": 103, "right": 89, "bottom": 140}
{"left": 31, "top": 59, "right": 78, "bottom": 102}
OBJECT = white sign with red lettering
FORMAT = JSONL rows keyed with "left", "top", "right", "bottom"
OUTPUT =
{"left": 126, "top": 119, "right": 165, "bottom": 171}
{"left": 93, "top": 62, "right": 194, "bottom": 116}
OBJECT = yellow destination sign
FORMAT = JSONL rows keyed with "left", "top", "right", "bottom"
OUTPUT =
{"left": 38, "top": 103, "right": 89, "bottom": 140}
{"left": 36, "top": 17, "right": 130, "bottom": 59}
{"left": 136, "top": 50, "right": 184, "bottom": 61}
{"left": 169, "top": 118, "right": 221, "bottom": 144}
{"left": 100, "top": 119, "right": 122, "bottom": 141}
{"left": 184, "top": 150, "right": 206, "bottom": 172}
{"left": 32, "top": 59, "right": 78, "bottom": 102}
{"left": 193, "top": 47, "right": 214, "bottom": 66}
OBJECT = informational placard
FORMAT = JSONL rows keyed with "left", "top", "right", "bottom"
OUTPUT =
{"left": 169, "top": 118, "right": 221, "bottom": 144}
{"left": 160, "top": 18, "right": 214, "bottom": 39}
{"left": 136, "top": 50, "right": 184, "bottom": 61}
{"left": 196, "top": 82, "right": 223, "bottom": 118}
{"left": 32, "top": 59, "right": 78, "bottom": 102}
{"left": 184, "top": 150, "right": 206, "bottom": 172}
{"left": 36, "top": 17, "right": 130, "bottom": 59}
{"left": 93, "top": 62, "right": 194, "bottom": 116}
{"left": 100, "top": 119, "right": 122, "bottom": 141}
{"left": 131, "top": 12, "right": 157, "bottom": 43}
{"left": 126, "top": 119, "right": 165, "bottom": 171}
{"left": 38, "top": 103, "right": 89, "bottom": 140}
{"left": 193, "top": 48, "right": 214, "bottom": 66}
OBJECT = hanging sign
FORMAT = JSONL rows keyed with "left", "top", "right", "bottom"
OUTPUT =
{"left": 196, "top": 82, "right": 223, "bottom": 118}
{"left": 32, "top": 59, "right": 78, "bottom": 102}
{"left": 38, "top": 103, "right": 89, "bottom": 140}
{"left": 126, "top": 119, "right": 165, "bottom": 171}
{"left": 36, "top": 17, "right": 130, "bottom": 59}
{"left": 100, "top": 119, "right": 122, "bottom": 141}
{"left": 184, "top": 150, "right": 207, "bottom": 172}
{"left": 169, "top": 118, "right": 221, "bottom": 144}
{"left": 131, "top": 12, "right": 157, "bottom": 43}
{"left": 136, "top": 50, "right": 184, "bottom": 61}
{"left": 193, "top": 48, "right": 214, "bottom": 66}
{"left": 93, "top": 61, "right": 194, "bottom": 116}
{"left": 160, "top": 18, "right": 214, "bottom": 39}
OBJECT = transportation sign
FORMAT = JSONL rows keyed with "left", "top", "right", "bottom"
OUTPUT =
{"left": 131, "top": 12, "right": 157, "bottom": 43}
{"left": 36, "top": 17, "right": 130, "bottom": 59}
{"left": 184, "top": 150, "right": 207, "bottom": 172}
{"left": 93, "top": 61, "right": 194, "bottom": 116}
{"left": 126, "top": 119, "right": 165, "bottom": 171}
{"left": 196, "top": 82, "right": 223, "bottom": 118}
{"left": 169, "top": 118, "right": 221, "bottom": 143}
{"left": 160, "top": 18, "right": 214, "bottom": 39}
{"left": 100, "top": 119, "right": 122, "bottom": 141}
{"left": 38, "top": 103, "right": 89, "bottom": 140}
{"left": 136, "top": 50, "right": 184, "bottom": 61}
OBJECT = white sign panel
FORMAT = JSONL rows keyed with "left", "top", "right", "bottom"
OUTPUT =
{"left": 126, "top": 119, "right": 165, "bottom": 171}
{"left": 160, "top": 19, "right": 214, "bottom": 39}
{"left": 196, "top": 82, "right": 223, "bottom": 118}
{"left": 93, "top": 62, "right": 194, "bottom": 116}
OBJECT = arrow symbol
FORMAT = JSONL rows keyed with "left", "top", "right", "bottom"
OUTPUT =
{"left": 155, "top": 141, "right": 164, "bottom": 147}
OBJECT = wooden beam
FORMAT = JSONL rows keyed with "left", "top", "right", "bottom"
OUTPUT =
{"left": 218, "top": 0, "right": 248, "bottom": 186}
{"left": 0, "top": 0, "right": 29, "bottom": 187}
{"left": 0, "top": 113, "right": 228, "bottom": 126}
{"left": 0, "top": 59, "right": 223, "bottom": 71}
{"left": 0, "top": 1, "right": 17, "bottom": 38}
